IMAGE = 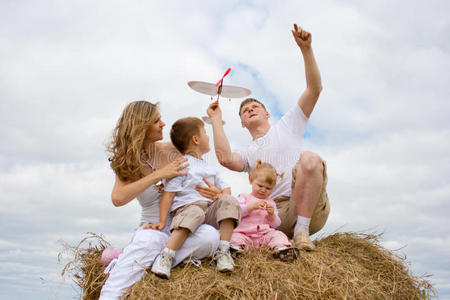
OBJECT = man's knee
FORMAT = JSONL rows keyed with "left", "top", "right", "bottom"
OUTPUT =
{"left": 298, "top": 151, "right": 323, "bottom": 175}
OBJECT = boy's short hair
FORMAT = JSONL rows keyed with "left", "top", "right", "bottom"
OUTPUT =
{"left": 249, "top": 160, "right": 278, "bottom": 186}
{"left": 170, "top": 117, "right": 204, "bottom": 154}
{"left": 239, "top": 98, "right": 267, "bottom": 117}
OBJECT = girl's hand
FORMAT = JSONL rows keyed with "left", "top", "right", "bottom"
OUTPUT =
{"left": 143, "top": 222, "right": 165, "bottom": 230}
{"left": 196, "top": 178, "right": 221, "bottom": 200}
{"left": 266, "top": 202, "right": 274, "bottom": 216}
{"left": 247, "top": 199, "right": 266, "bottom": 212}
{"left": 157, "top": 157, "right": 188, "bottom": 180}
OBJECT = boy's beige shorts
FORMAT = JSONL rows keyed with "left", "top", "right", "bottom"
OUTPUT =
{"left": 170, "top": 195, "right": 241, "bottom": 233}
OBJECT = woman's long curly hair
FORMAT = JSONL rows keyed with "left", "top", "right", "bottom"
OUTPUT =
{"left": 106, "top": 101, "right": 159, "bottom": 182}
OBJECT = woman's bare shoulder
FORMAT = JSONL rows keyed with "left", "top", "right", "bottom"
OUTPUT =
{"left": 157, "top": 141, "right": 174, "bottom": 151}
{"left": 156, "top": 142, "right": 183, "bottom": 166}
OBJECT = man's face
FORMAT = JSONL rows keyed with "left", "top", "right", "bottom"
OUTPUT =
{"left": 240, "top": 101, "right": 270, "bottom": 128}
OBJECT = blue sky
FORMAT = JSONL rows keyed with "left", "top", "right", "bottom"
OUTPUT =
{"left": 1, "top": 1, "right": 449, "bottom": 299}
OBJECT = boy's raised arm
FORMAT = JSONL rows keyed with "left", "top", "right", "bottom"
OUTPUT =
{"left": 207, "top": 100, "right": 246, "bottom": 172}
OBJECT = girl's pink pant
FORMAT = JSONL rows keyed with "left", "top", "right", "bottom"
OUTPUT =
{"left": 231, "top": 229, "right": 291, "bottom": 249}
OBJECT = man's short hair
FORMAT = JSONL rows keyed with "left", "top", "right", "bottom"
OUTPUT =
{"left": 170, "top": 117, "right": 204, "bottom": 154}
{"left": 239, "top": 98, "right": 267, "bottom": 117}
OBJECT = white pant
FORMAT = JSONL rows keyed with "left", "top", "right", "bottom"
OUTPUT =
{"left": 99, "top": 224, "right": 219, "bottom": 300}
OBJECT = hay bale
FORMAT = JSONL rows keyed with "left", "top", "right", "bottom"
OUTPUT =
{"left": 62, "top": 232, "right": 434, "bottom": 299}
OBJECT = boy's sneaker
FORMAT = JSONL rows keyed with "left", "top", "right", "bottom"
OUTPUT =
{"left": 151, "top": 249, "right": 175, "bottom": 279}
{"left": 213, "top": 248, "right": 234, "bottom": 272}
{"left": 272, "top": 246, "right": 300, "bottom": 262}
{"left": 100, "top": 247, "right": 123, "bottom": 266}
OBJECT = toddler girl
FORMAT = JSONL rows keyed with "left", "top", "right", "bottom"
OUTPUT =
{"left": 230, "top": 161, "right": 299, "bottom": 261}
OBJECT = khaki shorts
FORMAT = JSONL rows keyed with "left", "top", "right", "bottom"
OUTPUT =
{"left": 170, "top": 194, "right": 241, "bottom": 233}
{"left": 275, "top": 160, "right": 330, "bottom": 238}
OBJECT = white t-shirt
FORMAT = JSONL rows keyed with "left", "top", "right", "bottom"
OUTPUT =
{"left": 238, "top": 104, "right": 308, "bottom": 199}
{"left": 164, "top": 154, "right": 229, "bottom": 212}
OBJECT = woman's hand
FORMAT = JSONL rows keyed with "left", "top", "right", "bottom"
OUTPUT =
{"left": 143, "top": 222, "right": 165, "bottom": 231}
{"left": 157, "top": 157, "right": 189, "bottom": 180}
{"left": 247, "top": 199, "right": 266, "bottom": 212}
{"left": 196, "top": 178, "right": 222, "bottom": 200}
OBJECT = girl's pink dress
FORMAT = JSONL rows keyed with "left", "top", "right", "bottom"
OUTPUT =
{"left": 230, "top": 193, "right": 291, "bottom": 248}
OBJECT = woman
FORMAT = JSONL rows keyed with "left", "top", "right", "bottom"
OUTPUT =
{"left": 99, "top": 101, "right": 220, "bottom": 300}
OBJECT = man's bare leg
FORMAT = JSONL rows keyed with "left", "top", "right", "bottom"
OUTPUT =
{"left": 292, "top": 151, "right": 324, "bottom": 250}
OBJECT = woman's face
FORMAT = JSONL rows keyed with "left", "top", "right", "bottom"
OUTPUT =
{"left": 145, "top": 113, "right": 166, "bottom": 143}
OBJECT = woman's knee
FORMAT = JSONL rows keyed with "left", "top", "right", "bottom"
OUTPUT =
{"left": 194, "top": 224, "right": 220, "bottom": 244}
{"left": 184, "top": 224, "right": 220, "bottom": 257}
{"left": 133, "top": 227, "right": 168, "bottom": 249}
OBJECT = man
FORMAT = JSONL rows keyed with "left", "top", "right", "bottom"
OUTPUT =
{"left": 206, "top": 24, "right": 329, "bottom": 250}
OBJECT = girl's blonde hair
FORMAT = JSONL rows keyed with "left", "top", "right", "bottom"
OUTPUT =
{"left": 106, "top": 101, "right": 159, "bottom": 182}
{"left": 249, "top": 160, "right": 280, "bottom": 186}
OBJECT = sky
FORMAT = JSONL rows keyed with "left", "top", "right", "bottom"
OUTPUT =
{"left": 0, "top": 0, "right": 449, "bottom": 299}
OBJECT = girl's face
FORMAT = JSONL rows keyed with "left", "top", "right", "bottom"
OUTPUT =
{"left": 145, "top": 113, "right": 166, "bottom": 143}
{"left": 251, "top": 176, "right": 274, "bottom": 199}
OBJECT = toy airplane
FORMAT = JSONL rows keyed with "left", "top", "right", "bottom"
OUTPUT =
{"left": 187, "top": 68, "right": 252, "bottom": 124}
{"left": 187, "top": 68, "right": 252, "bottom": 99}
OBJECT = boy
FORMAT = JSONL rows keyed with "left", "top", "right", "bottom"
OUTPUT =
{"left": 150, "top": 117, "right": 241, "bottom": 279}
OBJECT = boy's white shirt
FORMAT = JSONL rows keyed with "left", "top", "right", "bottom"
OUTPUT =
{"left": 238, "top": 104, "right": 308, "bottom": 200}
{"left": 164, "top": 154, "right": 229, "bottom": 212}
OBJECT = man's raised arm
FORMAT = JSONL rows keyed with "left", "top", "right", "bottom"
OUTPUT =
{"left": 207, "top": 100, "right": 246, "bottom": 172}
{"left": 292, "top": 24, "right": 323, "bottom": 118}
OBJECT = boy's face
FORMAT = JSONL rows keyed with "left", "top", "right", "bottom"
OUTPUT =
{"left": 250, "top": 176, "right": 274, "bottom": 199}
{"left": 197, "top": 125, "right": 210, "bottom": 154}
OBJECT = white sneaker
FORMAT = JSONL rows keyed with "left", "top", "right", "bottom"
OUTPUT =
{"left": 151, "top": 250, "right": 174, "bottom": 279}
{"left": 213, "top": 248, "right": 234, "bottom": 272}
